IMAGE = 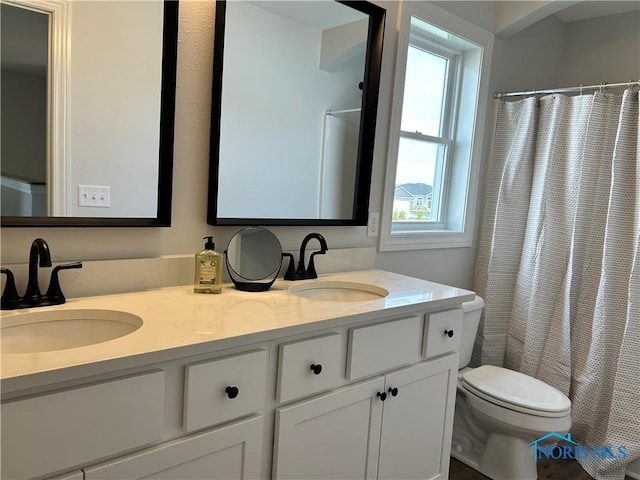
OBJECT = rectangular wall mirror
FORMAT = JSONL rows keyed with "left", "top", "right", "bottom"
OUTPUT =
{"left": 0, "top": 0, "right": 178, "bottom": 227}
{"left": 208, "top": 0, "right": 385, "bottom": 226}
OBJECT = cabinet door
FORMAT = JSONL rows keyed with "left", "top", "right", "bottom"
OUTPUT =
{"left": 84, "top": 416, "right": 263, "bottom": 480}
{"left": 273, "top": 376, "right": 385, "bottom": 480}
{"left": 2, "top": 370, "right": 164, "bottom": 480}
{"left": 377, "top": 354, "right": 458, "bottom": 480}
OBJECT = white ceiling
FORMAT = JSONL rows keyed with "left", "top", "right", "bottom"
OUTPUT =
{"left": 554, "top": 0, "right": 640, "bottom": 23}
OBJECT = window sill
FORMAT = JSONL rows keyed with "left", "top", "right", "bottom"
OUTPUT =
{"left": 378, "top": 229, "right": 473, "bottom": 251}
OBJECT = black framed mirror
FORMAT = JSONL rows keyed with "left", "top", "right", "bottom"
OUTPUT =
{"left": 208, "top": 0, "right": 385, "bottom": 226}
{"left": 1, "top": 1, "right": 178, "bottom": 227}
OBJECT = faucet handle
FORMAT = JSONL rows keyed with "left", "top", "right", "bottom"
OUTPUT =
{"left": 44, "top": 262, "right": 83, "bottom": 305}
{"left": 306, "top": 251, "right": 326, "bottom": 279}
{"left": 1, "top": 268, "right": 22, "bottom": 310}
{"left": 282, "top": 253, "right": 297, "bottom": 281}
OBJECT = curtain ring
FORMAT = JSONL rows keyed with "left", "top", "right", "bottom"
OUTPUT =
{"left": 599, "top": 82, "right": 607, "bottom": 93}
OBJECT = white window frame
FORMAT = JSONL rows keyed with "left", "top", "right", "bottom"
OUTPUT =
{"left": 379, "top": 2, "right": 493, "bottom": 251}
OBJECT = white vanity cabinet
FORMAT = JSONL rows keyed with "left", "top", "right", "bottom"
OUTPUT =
{"left": 272, "top": 315, "right": 460, "bottom": 480}
{"left": 2, "top": 285, "right": 469, "bottom": 480}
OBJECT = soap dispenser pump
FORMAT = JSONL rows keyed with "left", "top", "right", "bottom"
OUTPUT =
{"left": 194, "top": 236, "right": 223, "bottom": 294}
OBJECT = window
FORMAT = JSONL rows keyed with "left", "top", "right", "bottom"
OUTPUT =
{"left": 380, "top": 3, "right": 493, "bottom": 251}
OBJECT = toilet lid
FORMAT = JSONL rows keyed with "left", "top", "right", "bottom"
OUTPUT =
{"left": 462, "top": 365, "right": 571, "bottom": 413}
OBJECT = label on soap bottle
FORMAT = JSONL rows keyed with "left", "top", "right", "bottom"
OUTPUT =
{"left": 199, "top": 260, "right": 217, "bottom": 285}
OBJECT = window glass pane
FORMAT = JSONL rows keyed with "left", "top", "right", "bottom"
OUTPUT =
{"left": 400, "top": 46, "right": 448, "bottom": 136}
{"left": 393, "top": 137, "right": 447, "bottom": 224}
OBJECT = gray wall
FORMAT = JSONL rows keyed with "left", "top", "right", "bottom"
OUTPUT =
{"left": 560, "top": 11, "right": 639, "bottom": 86}
{"left": 0, "top": 2, "right": 384, "bottom": 271}
{"left": 1, "top": 70, "right": 47, "bottom": 182}
{"left": 2, "top": 2, "right": 639, "bottom": 292}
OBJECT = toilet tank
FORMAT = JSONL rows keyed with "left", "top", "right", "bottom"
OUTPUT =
{"left": 459, "top": 295, "right": 484, "bottom": 369}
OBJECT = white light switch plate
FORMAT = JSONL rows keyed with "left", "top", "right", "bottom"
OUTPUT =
{"left": 78, "top": 185, "right": 110, "bottom": 208}
{"left": 367, "top": 212, "right": 379, "bottom": 237}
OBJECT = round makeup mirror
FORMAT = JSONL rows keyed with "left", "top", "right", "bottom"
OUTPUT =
{"left": 225, "top": 227, "right": 283, "bottom": 291}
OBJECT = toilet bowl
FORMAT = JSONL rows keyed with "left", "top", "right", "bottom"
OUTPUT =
{"left": 452, "top": 297, "right": 572, "bottom": 480}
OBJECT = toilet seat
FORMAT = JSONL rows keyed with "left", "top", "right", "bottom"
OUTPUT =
{"left": 461, "top": 365, "right": 571, "bottom": 418}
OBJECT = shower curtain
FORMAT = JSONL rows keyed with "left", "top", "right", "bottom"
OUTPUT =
{"left": 473, "top": 88, "right": 639, "bottom": 480}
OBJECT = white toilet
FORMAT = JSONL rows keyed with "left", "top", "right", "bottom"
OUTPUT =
{"left": 452, "top": 296, "right": 572, "bottom": 480}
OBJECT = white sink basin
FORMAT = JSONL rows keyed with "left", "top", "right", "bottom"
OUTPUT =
{"left": 1, "top": 309, "right": 143, "bottom": 354}
{"left": 289, "top": 280, "right": 389, "bottom": 302}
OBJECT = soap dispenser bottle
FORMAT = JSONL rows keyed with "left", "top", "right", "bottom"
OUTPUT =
{"left": 194, "top": 236, "right": 223, "bottom": 294}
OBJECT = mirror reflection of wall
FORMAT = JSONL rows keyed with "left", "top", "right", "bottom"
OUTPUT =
{"left": 67, "top": 1, "right": 163, "bottom": 218}
{"left": 1, "top": 3, "right": 48, "bottom": 216}
{"left": 216, "top": 1, "right": 369, "bottom": 220}
{"left": 1, "top": 0, "right": 168, "bottom": 220}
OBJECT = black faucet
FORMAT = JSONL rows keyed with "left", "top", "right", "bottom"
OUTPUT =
{"left": 285, "top": 233, "right": 328, "bottom": 281}
{"left": 23, "top": 238, "right": 52, "bottom": 304}
{"left": 1, "top": 238, "right": 83, "bottom": 310}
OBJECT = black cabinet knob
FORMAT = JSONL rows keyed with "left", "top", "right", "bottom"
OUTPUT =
{"left": 444, "top": 329, "right": 454, "bottom": 338}
{"left": 310, "top": 364, "right": 323, "bottom": 375}
{"left": 377, "top": 391, "right": 387, "bottom": 402}
{"left": 225, "top": 386, "right": 239, "bottom": 399}
{"left": 388, "top": 387, "right": 399, "bottom": 397}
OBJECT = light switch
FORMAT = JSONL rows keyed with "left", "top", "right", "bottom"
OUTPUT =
{"left": 78, "top": 185, "right": 110, "bottom": 208}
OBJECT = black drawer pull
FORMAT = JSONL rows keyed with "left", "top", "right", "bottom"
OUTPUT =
{"left": 225, "top": 386, "right": 239, "bottom": 399}
{"left": 377, "top": 391, "right": 387, "bottom": 402}
{"left": 444, "top": 329, "right": 454, "bottom": 338}
{"left": 388, "top": 387, "right": 399, "bottom": 397}
{"left": 310, "top": 364, "right": 323, "bottom": 375}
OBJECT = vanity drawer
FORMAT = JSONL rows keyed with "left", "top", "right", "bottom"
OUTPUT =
{"left": 423, "top": 309, "right": 463, "bottom": 359}
{"left": 1, "top": 371, "right": 165, "bottom": 480}
{"left": 347, "top": 316, "right": 423, "bottom": 380}
{"left": 184, "top": 350, "right": 267, "bottom": 432}
{"left": 277, "top": 333, "right": 343, "bottom": 403}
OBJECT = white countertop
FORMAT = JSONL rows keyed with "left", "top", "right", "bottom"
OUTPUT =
{"left": 1, "top": 270, "right": 474, "bottom": 389}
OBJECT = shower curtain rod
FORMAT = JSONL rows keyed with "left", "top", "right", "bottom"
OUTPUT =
{"left": 493, "top": 80, "right": 640, "bottom": 99}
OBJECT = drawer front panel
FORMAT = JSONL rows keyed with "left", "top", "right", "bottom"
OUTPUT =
{"left": 85, "top": 416, "right": 264, "bottom": 480}
{"left": 347, "top": 316, "right": 423, "bottom": 380}
{"left": 1, "top": 371, "right": 165, "bottom": 480}
{"left": 277, "top": 333, "right": 343, "bottom": 403}
{"left": 184, "top": 350, "right": 267, "bottom": 432}
{"left": 48, "top": 471, "right": 84, "bottom": 480}
{"left": 423, "top": 309, "right": 463, "bottom": 358}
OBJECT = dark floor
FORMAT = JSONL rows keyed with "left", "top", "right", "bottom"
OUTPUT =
{"left": 450, "top": 457, "right": 633, "bottom": 480}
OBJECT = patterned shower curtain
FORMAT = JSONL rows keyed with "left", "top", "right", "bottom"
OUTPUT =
{"left": 473, "top": 89, "right": 639, "bottom": 480}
